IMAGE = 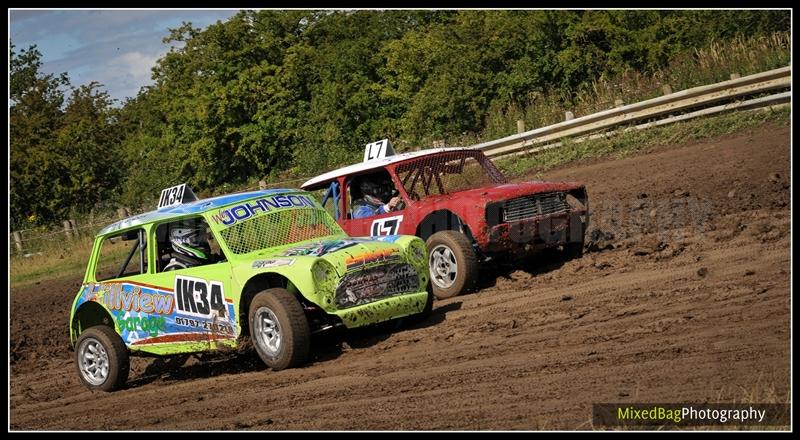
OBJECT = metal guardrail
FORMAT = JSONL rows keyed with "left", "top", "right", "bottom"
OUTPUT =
{"left": 472, "top": 66, "right": 791, "bottom": 158}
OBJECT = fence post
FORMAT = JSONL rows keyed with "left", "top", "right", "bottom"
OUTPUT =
{"left": 69, "top": 219, "right": 79, "bottom": 238}
{"left": 661, "top": 84, "right": 673, "bottom": 95}
{"left": 12, "top": 231, "right": 23, "bottom": 253}
{"left": 516, "top": 119, "right": 525, "bottom": 134}
{"left": 565, "top": 111, "right": 574, "bottom": 121}
{"left": 63, "top": 220, "right": 74, "bottom": 240}
{"left": 117, "top": 208, "right": 127, "bottom": 219}
{"left": 614, "top": 99, "right": 625, "bottom": 108}
{"left": 730, "top": 73, "right": 741, "bottom": 80}
{"left": 124, "top": 208, "right": 131, "bottom": 217}
{"left": 259, "top": 180, "right": 267, "bottom": 190}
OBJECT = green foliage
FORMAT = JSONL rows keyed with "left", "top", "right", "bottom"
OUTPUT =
{"left": 10, "top": 10, "right": 791, "bottom": 228}
{"left": 10, "top": 46, "right": 121, "bottom": 228}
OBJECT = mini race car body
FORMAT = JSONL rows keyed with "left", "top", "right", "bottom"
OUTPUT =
{"left": 69, "top": 185, "right": 431, "bottom": 391}
{"left": 302, "top": 142, "right": 588, "bottom": 299}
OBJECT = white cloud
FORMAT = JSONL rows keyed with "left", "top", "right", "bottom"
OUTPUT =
{"left": 92, "top": 50, "right": 164, "bottom": 102}
{"left": 113, "top": 51, "right": 161, "bottom": 83}
{"left": 11, "top": 10, "right": 239, "bottom": 103}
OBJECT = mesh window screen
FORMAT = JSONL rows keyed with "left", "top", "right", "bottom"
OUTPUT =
{"left": 395, "top": 151, "right": 506, "bottom": 199}
{"left": 219, "top": 208, "right": 343, "bottom": 255}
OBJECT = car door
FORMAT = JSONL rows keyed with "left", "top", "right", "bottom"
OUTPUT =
{"left": 144, "top": 263, "right": 236, "bottom": 347}
{"left": 141, "top": 217, "right": 238, "bottom": 353}
{"left": 340, "top": 173, "right": 410, "bottom": 237}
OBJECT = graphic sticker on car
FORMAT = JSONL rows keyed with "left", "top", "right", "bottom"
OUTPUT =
{"left": 74, "top": 280, "right": 237, "bottom": 346}
{"left": 281, "top": 238, "right": 374, "bottom": 257}
{"left": 371, "top": 215, "right": 404, "bottom": 236}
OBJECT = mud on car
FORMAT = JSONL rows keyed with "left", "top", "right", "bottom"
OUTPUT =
{"left": 69, "top": 185, "right": 432, "bottom": 391}
{"left": 302, "top": 141, "right": 589, "bottom": 299}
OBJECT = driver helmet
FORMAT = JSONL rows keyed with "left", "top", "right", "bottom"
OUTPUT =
{"left": 358, "top": 175, "right": 393, "bottom": 203}
{"left": 169, "top": 221, "right": 211, "bottom": 260}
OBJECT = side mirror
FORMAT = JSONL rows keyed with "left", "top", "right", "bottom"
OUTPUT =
{"left": 121, "top": 230, "right": 139, "bottom": 241}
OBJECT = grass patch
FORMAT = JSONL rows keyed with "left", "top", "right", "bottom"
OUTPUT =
{"left": 497, "top": 106, "right": 790, "bottom": 179}
{"left": 10, "top": 239, "right": 94, "bottom": 287}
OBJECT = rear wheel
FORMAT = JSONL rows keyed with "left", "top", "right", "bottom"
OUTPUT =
{"left": 249, "top": 288, "right": 310, "bottom": 370}
{"left": 426, "top": 231, "right": 479, "bottom": 299}
{"left": 74, "top": 326, "right": 129, "bottom": 392}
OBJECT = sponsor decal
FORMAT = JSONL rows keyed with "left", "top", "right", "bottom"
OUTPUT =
{"left": 252, "top": 258, "right": 296, "bottom": 269}
{"left": 174, "top": 276, "right": 227, "bottom": 319}
{"left": 370, "top": 234, "right": 402, "bottom": 243}
{"left": 175, "top": 316, "right": 235, "bottom": 335}
{"left": 116, "top": 315, "right": 167, "bottom": 337}
{"left": 131, "top": 333, "right": 234, "bottom": 345}
{"left": 282, "top": 238, "right": 368, "bottom": 257}
{"left": 102, "top": 212, "right": 151, "bottom": 233}
{"left": 103, "top": 283, "right": 175, "bottom": 315}
{"left": 345, "top": 248, "right": 401, "bottom": 270}
{"left": 75, "top": 281, "right": 237, "bottom": 346}
{"left": 211, "top": 194, "right": 317, "bottom": 226}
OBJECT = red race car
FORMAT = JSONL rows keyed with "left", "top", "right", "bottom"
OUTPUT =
{"left": 302, "top": 140, "right": 588, "bottom": 299}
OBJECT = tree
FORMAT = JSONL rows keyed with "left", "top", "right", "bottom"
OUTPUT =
{"left": 10, "top": 45, "right": 69, "bottom": 227}
{"left": 10, "top": 45, "right": 122, "bottom": 227}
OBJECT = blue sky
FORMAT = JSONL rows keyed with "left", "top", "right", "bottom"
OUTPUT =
{"left": 10, "top": 9, "right": 241, "bottom": 103}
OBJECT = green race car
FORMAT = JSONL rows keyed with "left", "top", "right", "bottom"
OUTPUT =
{"left": 69, "top": 185, "right": 432, "bottom": 391}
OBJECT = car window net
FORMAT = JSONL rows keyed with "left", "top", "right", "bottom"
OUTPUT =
{"left": 395, "top": 152, "right": 506, "bottom": 197}
{"left": 219, "top": 208, "right": 344, "bottom": 255}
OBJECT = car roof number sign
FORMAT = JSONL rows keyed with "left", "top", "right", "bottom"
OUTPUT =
{"left": 364, "top": 139, "right": 395, "bottom": 162}
{"left": 158, "top": 184, "right": 187, "bottom": 209}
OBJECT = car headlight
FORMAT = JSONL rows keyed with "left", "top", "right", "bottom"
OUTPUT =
{"left": 407, "top": 239, "right": 427, "bottom": 266}
{"left": 312, "top": 259, "right": 334, "bottom": 284}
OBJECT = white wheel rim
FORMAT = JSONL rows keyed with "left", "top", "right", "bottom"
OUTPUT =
{"left": 78, "top": 337, "right": 110, "bottom": 386}
{"left": 429, "top": 244, "right": 458, "bottom": 289}
{"left": 254, "top": 307, "right": 282, "bottom": 356}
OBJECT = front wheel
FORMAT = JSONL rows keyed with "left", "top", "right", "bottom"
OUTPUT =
{"left": 74, "top": 326, "right": 129, "bottom": 392}
{"left": 248, "top": 288, "right": 310, "bottom": 371}
{"left": 426, "top": 231, "right": 479, "bottom": 300}
{"left": 561, "top": 240, "right": 584, "bottom": 260}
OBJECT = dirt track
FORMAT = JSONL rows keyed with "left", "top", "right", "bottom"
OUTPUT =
{"left": 10, "top": 123, "right": 790, "bottom": 430}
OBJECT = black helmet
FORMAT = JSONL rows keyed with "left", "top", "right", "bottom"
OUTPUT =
{"left": 358, "top": 175, "right": 393, "bottom": 202}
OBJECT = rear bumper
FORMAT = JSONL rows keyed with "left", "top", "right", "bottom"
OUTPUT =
{"left": 483, "top": 209, "right": 587, "bottom": 255}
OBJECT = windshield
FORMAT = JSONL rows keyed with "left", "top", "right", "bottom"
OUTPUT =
{"left": 218, "top": 207, "right": 344, "bottom": 255}
{"left": 394, "top": 151, "right": 507, "bottom": 198}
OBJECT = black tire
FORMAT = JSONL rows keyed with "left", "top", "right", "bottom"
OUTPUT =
{"left": 426, "top": 230, "right": 479, "bottom": 299}
{"left": 74, "top": 326, "right": 129, "bottom": 392}
{"left": 562, "top": 240, "right": 584, "bottom": 260}
{"left": 248, "top": 288, "right": 310, "bottom": 371}
{"left": 561, "top": 220, "right": 587, "bottom": 260}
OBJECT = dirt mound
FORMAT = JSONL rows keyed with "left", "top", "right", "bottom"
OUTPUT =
{"left": 10, "top": 123, "right": 790, "bottom": 430}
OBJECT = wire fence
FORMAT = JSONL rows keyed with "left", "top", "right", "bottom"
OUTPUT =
{"left": 8, "top": 175, "right": 315, "bottom": 259}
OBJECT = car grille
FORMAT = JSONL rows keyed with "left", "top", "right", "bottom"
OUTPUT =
{"left": 502, "top": 193, "right": 570, "bottom": 223}
{"left": 335, "top": 263, "right": 420, "bottom": 308}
